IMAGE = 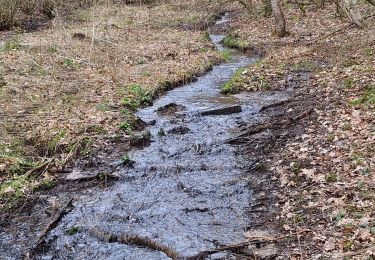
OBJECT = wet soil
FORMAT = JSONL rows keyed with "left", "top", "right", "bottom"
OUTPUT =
{"left": 0, "top": 14, "right": 310, "bottom": 259}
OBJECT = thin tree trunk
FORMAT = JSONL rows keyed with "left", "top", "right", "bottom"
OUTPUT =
{"left": 271, "top": 0, "right": 287, "bottom": 37}
{"left": 344, "top": 0, "right": 364, "bottom": 27}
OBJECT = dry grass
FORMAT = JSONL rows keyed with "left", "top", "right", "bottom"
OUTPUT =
{"left": 226, "top": 3, "right": 375, "bottom": 258}
{"left": 0, "top": 0, "right": 101, "bottom": 30}
{"left": 0, "top": 0, "right": 221, "bottom": 210}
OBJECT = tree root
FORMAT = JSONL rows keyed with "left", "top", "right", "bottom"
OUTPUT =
{"left": 89, "top": 228, "right": 179, "bottom": 259}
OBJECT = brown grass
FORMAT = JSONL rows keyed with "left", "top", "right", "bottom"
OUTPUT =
{"left": 226, "top": 3, "right": 375, "bottom": 258}
{"left": 0, "top": 0, "right": 108, "bottom": 31}
{"left": 0, "top": 0, "right": 221, "bottom": 211}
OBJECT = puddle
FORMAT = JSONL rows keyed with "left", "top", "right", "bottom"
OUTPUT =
{"left": 0, "top": 14, "right": 290, "bottom": 259}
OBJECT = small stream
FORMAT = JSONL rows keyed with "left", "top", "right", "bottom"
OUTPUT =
{"left": 1, "top": 14, "right": 290, "bottom": 259}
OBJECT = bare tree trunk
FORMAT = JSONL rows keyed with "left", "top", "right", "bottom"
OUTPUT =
{"left": 271, "top": 0, "right": 287, "bottom": 37}
{"left": 344, "top": 0, "right": 364, "bottom": 27}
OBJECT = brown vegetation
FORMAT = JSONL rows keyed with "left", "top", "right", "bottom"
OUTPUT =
{"left": 225, "top": 1, "right": 375, "bottom": 258}
{"left": 0, "top": 0, "right": 221, "bottom": 211}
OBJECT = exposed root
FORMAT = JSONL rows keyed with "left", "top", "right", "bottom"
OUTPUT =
{"left": 89, "top": 228, "right": 179, "bottom": 259}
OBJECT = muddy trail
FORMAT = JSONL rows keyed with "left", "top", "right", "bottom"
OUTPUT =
{"left": 1, "top": 15, "right": 295, "bottom": 259}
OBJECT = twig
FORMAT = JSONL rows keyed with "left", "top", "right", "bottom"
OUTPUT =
{"left": 291, "top": 107, "right": 314, "bottom": 121}
{"left": 307, "top": 13, "right": 375, "bottom": 45}
{"left": 307, "top": 25, "right": 350, "bottom": 45}
{"left": 259, "top": 100, "right": 288, "bottom": 112}
{"left": 329, "top": 246, "right": 375, "bottom": 259}
{"left": 295, "top": 221, "right": 304, "bottom": 260}
{"left": 25, "top": 158, "right": 55, "bottom": 178}
{"left": 189, "top": 230, "right": 312, "bottom": 259}
{"left": 286, "top": 1, "right": 314, "bottom": 5}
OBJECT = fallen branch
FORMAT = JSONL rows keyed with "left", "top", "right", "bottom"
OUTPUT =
{"left": 307, "top": 25, "right": 350, "bottom": 45}
{"left": 259, "top": 100, "right": 287, "bottom": 112}
{"left": 25, "top": 158, "right": 55, "bottom": 178}
{"left": 308, "top": 13, "right": 375, "bottom": 45}
{"left": 291, "top": 107, "right": 314, "bottom": 122}
{"left": 24, "top": 198, "right": 74, "bottom": 258}
{"left": 329, "top": 246, "right": 375, "bottom": 259}
{"left": 286, "top": 1, "right": 315, "bottom": 5}
{"left": 189, "top": 229, "right": 312, "bottom": 259}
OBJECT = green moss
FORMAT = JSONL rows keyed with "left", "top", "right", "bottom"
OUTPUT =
{"left": 119, "top": 121, "right": 132, "bottom": 134}
{"left": 66, "top": 226, "right": 80, "bottom": 235}
{"left": 0, "top": 142, "right": 37, "bottom": 175}
{"left": 120, "top": 84, "right": 152, "bottom": 110}
{"left": 62, "top": 58, "right": 80, "bottom": 69}
{"left": 290, "top": 161, "right": 301, "bottom": 173}
{"left": 220, "top": 67, "right": 246, "bottom": 94}
{"left": 47, "top": 131, "right": 66, "bottom": 154}
{"left": 135, "top": 58, "right": 146, "bottom": 65}
{"left": 47, "top": 45, "right": 58, "bottom": 54}
{"left": 222, "top": 34, "right": 250, "bottom": 50}
{"left": 326, "top": 133, "right": 335, "bottom": 142}
{"left": 335, "top": 210, "right": 345, "bottom": 222}
{"left": 343, "top": 77, "right": 355, "bottom": 89}
{"left": 0, "top": 175, "right": 31, "bottom": 209}
{"left": 219, "top": 50, "right": 231, "bottom": 62}
{"left": 350, "top": 86, "right": 375, "bottom": 108}
{"left": 1, "top": 36, "right": 21, "bottom": 52}
{"left": 157, "top": 128, "right": 165, "bottom": 137}
{"left": 34, "top": 178, "right": 55, "bottom": 191}
{"left": 202, "top": 32, "right": 210, "bottom": 41}
{"left": 364, "top": 47, "right": 374, "bottom": 57}
{"left": 290, "top": 60, "right": 316, "bottom": 71}
{"left": 121, "top": 154, "right": 130, "bottom": 165}
{"left": 325, "top": 172, "right": 337, "bottom": 183}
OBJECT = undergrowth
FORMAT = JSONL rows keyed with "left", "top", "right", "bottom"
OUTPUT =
{"left": 222, "top": 34, "right": 250, "bottom": 50}
{"left": 220, "top": 67, "right": 246, "bottom": 94}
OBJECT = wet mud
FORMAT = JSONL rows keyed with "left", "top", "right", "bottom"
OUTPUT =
{"left": 0, "top": 15, "right": 293, "bottom": 259}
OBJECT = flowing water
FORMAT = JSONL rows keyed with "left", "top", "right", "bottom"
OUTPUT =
{"left": 1, "top": 15, "right": 290, "bottom": 259}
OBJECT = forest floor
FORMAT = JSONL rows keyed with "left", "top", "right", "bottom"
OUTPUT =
{"left": 224, "top": 3, "right": 375, "bottom": 259}
{"left": 1, "top": 0, "right": 375, "bottom": 258}
{"left": 0, "top": 1, "right": 222, "bottom": 212}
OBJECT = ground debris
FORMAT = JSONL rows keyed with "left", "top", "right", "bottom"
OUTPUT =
{"left": 200, "top": 105, "right": 242, "bottom": 116}
{"left": 229, "top": 2, "right": 375, "bottom": 258}
{"left": 64, "top": 170, "right": 120, "bottom": 182}
{"left": 156, "top": 103, "right": 186, "bottom": 116}
{"left": 89, "top": 227, "right": 179, "bottom": 259}
{"left": 167, "top": 126, "right": 190, "bottom": 135}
